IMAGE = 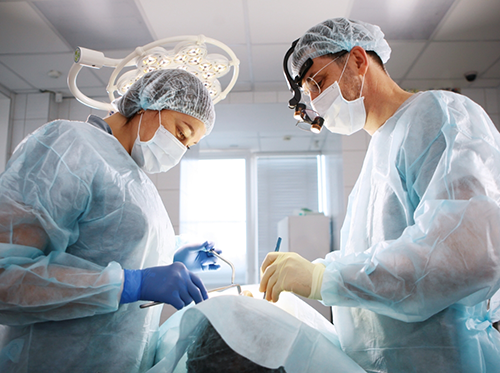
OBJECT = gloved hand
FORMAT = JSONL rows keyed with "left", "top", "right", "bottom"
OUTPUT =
{"left": 174, "top": 241, "right": 222, "bottom": 272}
{"left": 259, "top": 252, "right": 325, "bottom": 302}
{"left": 120, "top": 262, "right": 208, "bottom": 310}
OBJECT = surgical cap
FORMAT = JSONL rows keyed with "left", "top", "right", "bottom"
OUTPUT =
{"left": 116, "top": 69, "right": 215, "bottom": 136}
{"left": 291, "top": 18, "right": 392, "bottom": 77}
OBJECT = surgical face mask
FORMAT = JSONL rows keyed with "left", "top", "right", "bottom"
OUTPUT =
{"left": 131, "top": 112, "right": 187, "bottom": 173}
{"left": 311, "top": 58, "right": 366, "bottom": 136}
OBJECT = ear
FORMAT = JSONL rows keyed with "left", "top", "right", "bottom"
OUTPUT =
{"left": 350, "top": 46, "right": 369, "bottom": 75}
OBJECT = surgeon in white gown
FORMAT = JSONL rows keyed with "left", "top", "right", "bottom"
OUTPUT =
{"left": 0, "top": 69, "right": 220, "bottom": 373}
{"left": 260, "top": 18, "right": 500, "bottom": 373}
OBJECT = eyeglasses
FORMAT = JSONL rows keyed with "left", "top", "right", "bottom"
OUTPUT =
{"left": 302, "top": 56, "right": 341, "bottom": 96}
{"left": 139, "top": 250, "right": 241, "bottom": 309}
{"left": 293, "top": 103, "right": 324, "bottom": 134}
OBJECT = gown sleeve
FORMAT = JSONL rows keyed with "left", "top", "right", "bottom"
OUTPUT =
{"left": 0, "top": 122, "right": 123, "bottom": 326}
{"left": 316, "top": 94, "right": 500, "bottom": 322}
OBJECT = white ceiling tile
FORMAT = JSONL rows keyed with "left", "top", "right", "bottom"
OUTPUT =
{"left": 69, "top": 84, "right": 108, "bottom": 102}
{"left": 33, "top": 0, "right": 152, "bottom": 51}
{"left": 406, "top": 41, "right": 500, "bottom": 80}
{"left": 0, "top": 53, "right": 103, "bottom": 91}
{"left": 0, "top": 3, "right": 70, "bottom": 54}
{"left": 138, "top": 0, "right": 247, "bottom": 44}
{"left": 350, "top": 0, "right": 455, "bottom": 40}
{"left": 434, "top": 0, "right": 500, "bottom": 41}
{"left": 484, "top": 59, "right": 500, "bottom": 79}
{"left": 224, "top": 44, "right": 251, "bottom": 82}
{"left": 220, "top": 103, "right": 296, "bottom": 132}
{"left": 254, "top": 81, "right": 289, "bottom": 91}
{"left": 384, "top": 41, "right": 426, "bottom": 79}
{"left": 247, "top": 0, "right": 352, "bottom": 44}
{"left": 254, "top": 92, "right": 278, "bottom": 103}
{"left": 86, "top": 49, "right": 139, "bottom": 85}
{"left": 252, "top": 44, "right": 289, "bottom": 82}
{"left": 230, "top": 81, "right": 253, "bottom": 92}
{"left": 228, "top": 92, "right": 254, "bottom": 104}
{"left": 0, "top": 63, "right": 33, "bottom": 91}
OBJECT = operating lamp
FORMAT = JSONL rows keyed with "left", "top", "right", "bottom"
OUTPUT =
{"left": 68, "top": 35, "right": 240, "bottom": 111}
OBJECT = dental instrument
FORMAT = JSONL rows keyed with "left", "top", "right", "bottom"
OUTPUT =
{"left": 263, "top": 237, "right": 282, "bottom": 299}
{"left": 140, "top": 249, "right": 241, "bottom": 309}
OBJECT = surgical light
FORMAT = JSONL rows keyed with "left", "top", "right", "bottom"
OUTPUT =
{"left": 68, "top": 35, "right": 240, "bottom": 111}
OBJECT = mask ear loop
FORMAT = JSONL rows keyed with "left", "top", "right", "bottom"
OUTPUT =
{"left": 136, "top": 112, "right": 144, "bottom": 141}
{"left": 359, "top": 73, "right": 366, "bottom": 99}
{"left": 338, "top": 52, "right": 350, "bottom": 84}
{"left": 338, "top": 52, "right": 366, "bottom": 99}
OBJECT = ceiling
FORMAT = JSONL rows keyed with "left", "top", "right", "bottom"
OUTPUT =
{"left": 0, "top": 0, "right": 499, "bottom": 152}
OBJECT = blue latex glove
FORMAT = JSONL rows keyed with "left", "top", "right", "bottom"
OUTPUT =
{"left": 120, "top": 262, "right": 208, "bottom": 310}
{"left": 173, "top": 241, "right": 222, "bottom": 272}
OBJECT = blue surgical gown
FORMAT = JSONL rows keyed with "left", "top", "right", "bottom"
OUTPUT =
{"left": 316, "top": 91, "right": 500, "bottom": 372}
{"left": 0, "top": 115, "right": 176, "bottom": 372}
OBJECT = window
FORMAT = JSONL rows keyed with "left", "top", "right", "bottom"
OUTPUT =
{"left": 256, "top": 156, "right": 320, "bottom": 265}
{"left": 180, "top": 158, "right": 247, "bottom": 287}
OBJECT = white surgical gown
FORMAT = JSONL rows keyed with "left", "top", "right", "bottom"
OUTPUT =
{"left": 316, "top": 91, "right": 500, "bottom": 372}
{"left": 0, "top": 115, "right": 175, "bottom": 372}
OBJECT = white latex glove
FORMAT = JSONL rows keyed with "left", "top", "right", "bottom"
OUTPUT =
{"left": 259, "top": 252, "right": 325, "bottom": 302}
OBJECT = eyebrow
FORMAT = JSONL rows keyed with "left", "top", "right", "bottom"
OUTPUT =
{"left": 182, "top": 121, "right": 200, "bottom": 146}
{"left": 182, "top": 121, "right": 195, "bottom": 136}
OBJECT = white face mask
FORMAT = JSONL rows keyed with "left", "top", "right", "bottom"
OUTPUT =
{"left": 311, "top": 57, "right": 366, "bottom": 136}
{"left": 131, "top": 112, "right": 187, "bottom": 173}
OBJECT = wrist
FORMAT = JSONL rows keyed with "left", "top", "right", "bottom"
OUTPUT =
{"left": 120, "top": 269, "right": 142, "bottom": 304}
{"left": 308, "top": 263, "right": 325, "bottom": 300}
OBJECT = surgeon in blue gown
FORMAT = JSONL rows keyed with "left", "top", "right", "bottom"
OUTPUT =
{"left": 260, "top": 18, "right": 500, "bottom": 372}
{"left": 0, "top": 69, "right": 221, "bottom": 373}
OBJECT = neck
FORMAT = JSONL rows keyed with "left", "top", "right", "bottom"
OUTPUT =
{"left": 104, "top": 112, "right": 138, "bottom": 154}
{"left": 362, "top": 71, "right": 413, "bottom": 136}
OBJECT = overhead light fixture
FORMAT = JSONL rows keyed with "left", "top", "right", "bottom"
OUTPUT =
{"left": 68, "top": 35, "right": 240, "bottom": 111}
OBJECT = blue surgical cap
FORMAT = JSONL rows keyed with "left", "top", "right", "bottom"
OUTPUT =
{"left": 116, "top": 69, "right": 216, "bottom": 136}
{"left": 291, "top": 18, "right": 392, "bottom": 77}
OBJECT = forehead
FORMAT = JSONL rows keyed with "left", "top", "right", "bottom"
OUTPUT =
{"left": 168, "top": 110, "right": 206, "bottom": 137}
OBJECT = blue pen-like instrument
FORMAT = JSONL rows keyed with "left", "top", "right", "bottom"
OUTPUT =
{"left": 263, "top": 237, "right": 282, "bottom": 299}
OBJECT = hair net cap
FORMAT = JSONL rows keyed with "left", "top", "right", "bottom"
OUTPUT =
{"left": 291, "top": 18, "right": 392, "bottom": 77}
{"left": 115, "top": 69, "right": 216, "bottom": 136}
